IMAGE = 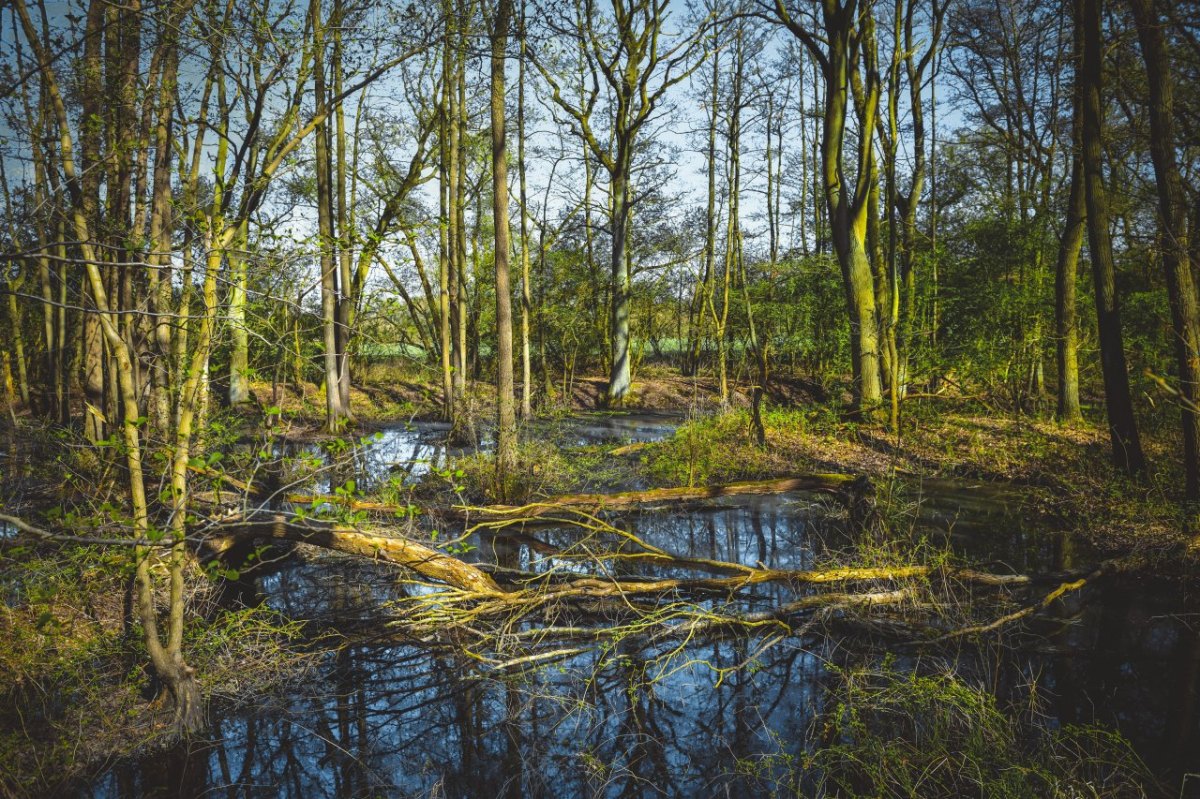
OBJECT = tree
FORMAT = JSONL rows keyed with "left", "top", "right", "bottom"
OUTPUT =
{"left": 770, "top": 0, "right": 884, "bottom": 414}
{"left": 517, "top": 0, "right": 535, "bottom": 419}
{"left": 11, "top": 0, "right": 205, "bottom": 729}
{"left": 877, "top": 0, "right": 947, "bottom": 429}
{"left": 312, "top": 0, "right": 352, "bottom": 431}
{"left": 531, "top": 0, "right": 707, "bottom": 406}
{"left": 1055, "top": 44, "right": 1086, "bottom": 424}
{"left": 1077, "top": 0, "right": 1145, "bottom": 476}
{"left": 489, "top": 0, "right": 518, "bottom": 494}
{"left": 947, "top": 0, "right": 1074, "bottom": 411}
{"left": 1127, "top": 0, "right": 1200, "bottom": 502}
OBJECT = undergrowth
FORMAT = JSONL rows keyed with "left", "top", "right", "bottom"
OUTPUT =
{"left": 0, "top": 546, "right": 312, "bottom": 797}
{"left": 798, "top": 661, "right": 1156, "bottom": 798}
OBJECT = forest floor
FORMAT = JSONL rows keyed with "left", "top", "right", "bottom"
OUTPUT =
{"left": 2, "top": 367, "right": 1194, "bottom": 795}
{"left": 249, "top": 364, "right": 1195, "bottom": 560}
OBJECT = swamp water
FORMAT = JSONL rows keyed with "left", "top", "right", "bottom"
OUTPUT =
{"left": 80, "top": 415, "right": 1200, "bottom": 797}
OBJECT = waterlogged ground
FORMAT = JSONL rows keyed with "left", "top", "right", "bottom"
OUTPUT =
{"left": 79, "top": 416, "right": 1200, "bottom": 798}
{"left": 274, "top": 412, "right": 683, "bottom": 494}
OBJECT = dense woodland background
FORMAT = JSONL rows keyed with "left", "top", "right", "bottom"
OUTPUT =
{"left": 1, "top": 0, "right": 1200, "bottom": 779}
{"left": 4, "top": 0, "right": 1199, "bottom": 458}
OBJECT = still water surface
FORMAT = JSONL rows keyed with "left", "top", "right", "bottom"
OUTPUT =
{"left": 81, "top": 416, "right": 1200, "bottom": 797}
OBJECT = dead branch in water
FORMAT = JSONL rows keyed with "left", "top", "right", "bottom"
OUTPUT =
{"left": 390, "top": 587, "right": 920, "bottom": 676}
{"left": 925, "top": 565, "right": 1108, "bottom": 643}
{"left": 203, "top": 515, "right": 504, "bottom": 595}
{"left": 278, "top": 474, "right": 863, "bottom": 521}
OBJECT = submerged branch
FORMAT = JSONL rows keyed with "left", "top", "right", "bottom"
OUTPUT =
{"left": 925, "top": 565, "right": 1107, "bottom": 643}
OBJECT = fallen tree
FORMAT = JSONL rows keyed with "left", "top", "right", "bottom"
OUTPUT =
{"left": 7, "top": 498, "right": 1119, "bottom": 691}
{"left": 199, "top": 510, "right": 932, "bottom": 597}
{"left": 261, "top": 473, "right": 866, "bottom": 523}
{"left": 202, "top": 515, "right": 504, "bottom": 595}
{"left": 199, "top": 502, "right": 1059, "bottom": 596}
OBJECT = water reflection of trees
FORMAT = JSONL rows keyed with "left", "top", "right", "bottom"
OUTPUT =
{"left": 84, "top": 497, "right": 1200, "bottom": 796}
{"left": 88, "top": 621, "right": 827, "bottom": 797}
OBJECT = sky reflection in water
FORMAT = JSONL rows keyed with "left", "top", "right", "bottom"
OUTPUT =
{"left": 82, "top": 417, "right": 1200, "bottom": 797}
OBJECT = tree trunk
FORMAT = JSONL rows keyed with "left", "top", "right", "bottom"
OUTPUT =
{"left": 4, "top": 270, "right": 29, "bottom": 406}
{"left": 517, "top": 16, "right": 533, "bottom": 421}
{"left": 1077, "top": 0, "right": 1145, "bottom": 476}
{"left": 820, "top": 2, "right": 883, "bottom": 413}
{"left": 607, "top": 164, "right": 633, "bottom": 406}
{"left": 455, "top": 20, "right": 470, "bottom": 414}
{"left": 312, "top": 0, "right": 346, "bottom": 432}
{"left": 686, "top": 48, "right": 720, "bottom": 380}
{"left": 333, "top": 11, "right": 354, "bottom": 420}
{"left": 439, "top": 3, "right": 456, "bottom": 423}
{"left": 490, "top": 0, "right": 517, "bottom": 497}
{"left": 227, "top": 230, "right": 251, "bottom": 408}
{"left": 1129, "top": 0, "right": 1200, "bottom": 501}
{"left": 1054, "top": 148, "right": 1085, "bottom": 423}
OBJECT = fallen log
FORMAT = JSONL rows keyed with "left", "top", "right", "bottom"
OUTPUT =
{"left": 202, "top": 515, "right": 503, "bottom": 595}
{"left": 468, "top": 474, "right": 860, "bottom": 520}
{"left": 200, "top": 506, "right": 1045, "bottom": 605}
{"left": 208, "top": 474, "right": 864, "bottom": 525}
{"left": 197, "top": 495, "right": 1085, "bottom": 634}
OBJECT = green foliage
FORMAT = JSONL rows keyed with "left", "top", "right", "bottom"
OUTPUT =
{"left": 759, "top": 254, "right": 849, "bottom": 383}
{"left": 441, "top": 438, "right": 622, "bottom": 503}
{"left": 937, "top": 212, "right": 1056, "bottom": 405}
{"left": 804, "top": 662, "right": 1154, "bottom": 798}
{"left": 0, "top": 545, "right": 310, "bottom": 795}
{"left": 644, "top": 407, "right": 832, "bottom": 486}
{"left": 645, "top": 411, "right": 763, "bottom": 486}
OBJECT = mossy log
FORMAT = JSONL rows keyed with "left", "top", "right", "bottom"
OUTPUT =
{"left": 277, "top": 474, "right": 863, "bottom": 523}
{"left": 203, "top": 515, "right": 503, "bottom": 595}
{"left": 469, "top": 474, "right": 860, "bottom": 520}
{"left": 199, "top": 512, "right": 1024, "bottom": 603}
